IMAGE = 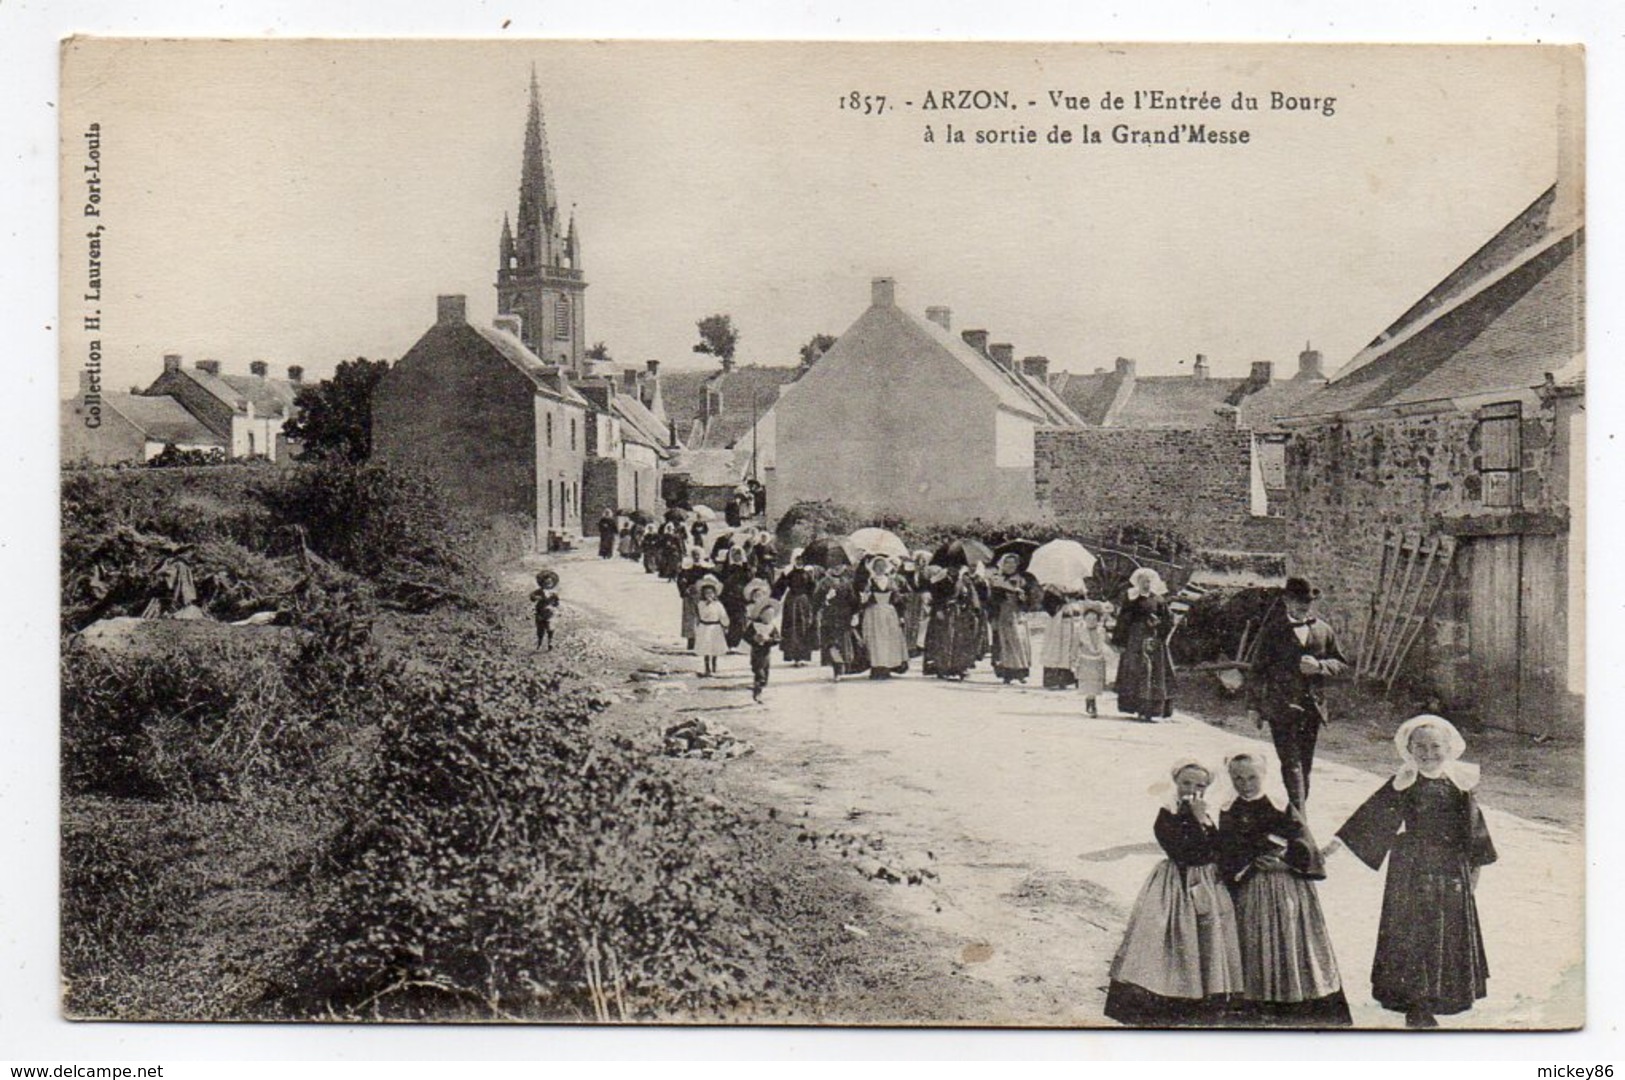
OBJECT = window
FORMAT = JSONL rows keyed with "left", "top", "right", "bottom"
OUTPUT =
{"left": 570, "top": 417, "right": 577, "bottom": 451}
{"left": 546, "top": 412, "right": 554, "bottom": 447}
{"left": 555, "top": 296, "right": 571, "bottom": 340}
{"left": 1478, "top": 402, "right": 1523, "bottom": 508}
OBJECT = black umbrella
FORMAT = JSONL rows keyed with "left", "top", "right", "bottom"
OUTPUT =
{"left": 931, "top": 538, "right": 995, "bottom": 569}
{"left": 627, "top": 509, "right": 655, "bottom": 526}
{"left": 993, "top": 538, "right": 1041, "bottom": 571}
{"left": 664, "top": 507, "right": 690, "bottom": 523}
{"left": 802, "top": 535, "right": 859, "bottom": 568}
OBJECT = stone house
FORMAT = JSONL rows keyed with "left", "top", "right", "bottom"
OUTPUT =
{"left": 575, "top": 361, "right": 673, "bottom": 519}
{"left": 139, "top": 355, "right": 303, "bottom": 460}
{"left": 1278, "top": 184, "right": 1583, "bottom": 735}
{"left": 61, "top": 378, "right": 227, "bottom": 464}
{"left": 774, "top": 277, "right": 1081, "bottom": 524}
{"left": 372, "top": 294, "right": 590, "bottom": 547}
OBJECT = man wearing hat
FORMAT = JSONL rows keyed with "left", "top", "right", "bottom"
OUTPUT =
{"left": 1247, "top": 577, "right": 1349, "bottom": 810}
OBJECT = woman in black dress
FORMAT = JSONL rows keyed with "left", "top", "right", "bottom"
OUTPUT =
{"left": 1111, "top": 567, "right": 1176, "bottom": 721}
{"left": 774, "top": 550, "right": 819, "bottom": 666}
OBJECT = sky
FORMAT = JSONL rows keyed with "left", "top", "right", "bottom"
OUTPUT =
{"left": 59, "top": 41, "right": 1569, "bottom": 395}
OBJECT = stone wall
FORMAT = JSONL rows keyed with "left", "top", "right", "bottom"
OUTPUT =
{"left": 1283, "top": 398, "right": 1575, "bottom": 731}
{"left": 1034, "top": 428, "right": 1285, "bottom": 554}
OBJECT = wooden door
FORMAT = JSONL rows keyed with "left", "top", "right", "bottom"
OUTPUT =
{"left": 1466, "top": 534, "right": 1564, "bottom": 735}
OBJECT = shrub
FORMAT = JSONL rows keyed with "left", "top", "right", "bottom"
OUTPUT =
{"left": 295, "top": 649, "right": 771, "bottom": 1020}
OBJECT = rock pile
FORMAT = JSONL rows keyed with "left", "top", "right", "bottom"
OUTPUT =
{"left": 662, "top": 717, "right": 754, "bottom": 760}
{"left": 795, "top": 826, "right": 939, "bottom": 886}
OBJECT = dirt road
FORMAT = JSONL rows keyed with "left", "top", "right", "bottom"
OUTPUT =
{"left": 537, "top": 551, "right": 1584, "bottom": 1029}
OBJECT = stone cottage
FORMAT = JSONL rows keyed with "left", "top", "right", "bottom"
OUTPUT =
{"left": 373, "top": 295, "right": 591, "bottom": 547}
{"left": 1278, "top": 184, "right": 1583, "bottom": 735}
{"left": 774, "top": 277, "right": 1081, "bottom": 524}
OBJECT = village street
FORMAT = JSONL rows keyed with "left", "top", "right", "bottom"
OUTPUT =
{"left": 528, "top": 551, "right": 1585, "bottom": 1030}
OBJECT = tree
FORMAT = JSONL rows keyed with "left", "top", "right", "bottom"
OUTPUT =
{"left": 585, "top": 341, "right": 613, "bottom": 363}
{"left": 282, "top": 357, "right": 392, "bottom": 463}
{"left": 692, "top": 314, "right": 739, "bottom": 370}
{"left": 797, "top": 333, "right": 837, "bottom": 370}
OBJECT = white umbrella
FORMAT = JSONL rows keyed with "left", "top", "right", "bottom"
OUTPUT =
{"left": 1028, "top": 539, "right": 1098, "bottom": 592}
{"left": 848, "top": 527, "right": 910, "bottom": 559}
{"left": 692, "top": 504, "right": 718, "bottom": 522}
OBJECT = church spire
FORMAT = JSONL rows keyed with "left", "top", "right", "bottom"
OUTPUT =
{"left": 499, "top": 212, "right": 514, "bottom": 269}
{"left": 566, "top": 209, "right": 580, "bottom": 269}
{"left": 515, "top": 63, "right": 561, "bottom": 270}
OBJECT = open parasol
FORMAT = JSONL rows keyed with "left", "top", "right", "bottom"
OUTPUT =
{"left": 692, "top": 504, "right": 718, "bottom": 522}
{"left": 802, "top": 534, "right": 859, "bottom": 568}
{"left": 1027, "top": 539, "right": 1098, "bottom": 593}
{"left": 848, "top": 527, "right": 910, "bottom": 559}
{"left": 931, "top": 537, "right": 994, "bottom": 569}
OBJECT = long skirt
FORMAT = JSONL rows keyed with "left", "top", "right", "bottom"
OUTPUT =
{"left": 780, "top": 593, "right": 816, "bottom": 662}
{"left": 992, "top": 610, "right": 1031, "bottom": 682}
{"left": 902, "top": 592, "right": 927, "bottom": 656}
{"left": 1370, "top": 839, "right": 1490, "bottom": 1017}
{"left": 680, "top": 594, "right": 698, "bottom": 645}
{"left": 598, "top": 530, "right": 616, "bottom": 558}
{"left": 860, "top": 603, "right": 908, "bottom": 671}
{"left": 924, "top": 606, "right": 981, "bottom": 677}
{"left": 820, "top": 616, "right": 865, "bottom": 672}
{"left": 1233, "top": 869, "right": 1352, "bottom": 1026}
{"left": 1105, "top": 861, "right": 1245, "bottom": 1026}
{"left": 1116, "top": 636, "right": 1173, "bottom": 718}
{"left": 1042, "top": 614, "right": 1081, "bottom": 688}
{"left": 693, "top": 622, "right": 728, "bottom": 658}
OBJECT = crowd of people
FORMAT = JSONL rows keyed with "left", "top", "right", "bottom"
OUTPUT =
{"left": 563, "top": 511, "right": 1499, "bottom": 1030}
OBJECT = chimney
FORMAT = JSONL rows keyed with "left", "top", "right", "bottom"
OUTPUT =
{"left": 925, "top": 306, "right": 952, "bottom": 331}
{"left": 492, "top": 313, "right": 522, "bottom": 338}
{"left": 436, "top": 294, "right": 467, "bottom": 325}
{"left": 163, "top": 354, "right": 182, "bottom": 374}
{"left": 195, "top": 359, "right": 221, "bottom": 376}
{"left": 702, "top": 381, "right": 723, "bottom": 421}
{"left": 621, "top": 369, "right": 639, "bottom": 395}
{"left": 1114, "top": 357, "right": 1137, "bottom": 378}
{"left": 249, "top": 360, "right": 268, "bottom": 377}
{"left": 1214, "top": 404, "right": 1242, "bottom": 429}
{"left": 871, "top": 277, "right": 896, "bottom": 307}
{"left": 1249, "top": 361, "right": 1273, "bottom": 385}
{"left": 989, "top": 344, "right": 1015, "bottom": 370}
{"left": 961, "top": 329, "right": 990, "bottom": 357}
{"left": 1192, "top": 353, "right": 1210, "bottom": 380}
{"left": 287, "top": 365, "right": 304, "bottom": 384}
{"left": 1021, "top": 356, "right": 1050, "bottom": 381}
{"left": 1296, "top": 342, "right": 1326, "bottom": 381}
{"left": 645, "top": 359, "right": 660, "bottom": 375}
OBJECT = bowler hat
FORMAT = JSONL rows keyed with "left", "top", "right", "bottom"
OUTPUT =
{"left": 1283, "top": 577, "right": 1319, "bottom": 602}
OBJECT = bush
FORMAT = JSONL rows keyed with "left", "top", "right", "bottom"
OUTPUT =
{"left": 295, "top": 649, "right": 772, "bottom": 1020}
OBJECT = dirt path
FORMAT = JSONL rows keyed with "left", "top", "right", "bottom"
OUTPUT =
{"left": 528, "top": 551, "right": 1585, "bottom": 1030}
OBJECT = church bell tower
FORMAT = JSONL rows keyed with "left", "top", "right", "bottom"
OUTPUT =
{"left": 496, "top": 67, "right": 587, "bottom": 372}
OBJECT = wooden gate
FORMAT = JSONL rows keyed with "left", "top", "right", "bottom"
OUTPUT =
{"left": 1465, "top": 533, "right": 1563, "bottom": 736}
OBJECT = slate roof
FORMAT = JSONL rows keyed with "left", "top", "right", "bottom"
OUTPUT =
{"left": 668, "top": 447, "right": 745, "bottom": 486}
{"left": 104, "top": 393, "right": 225, "bottom": 446}
{"left": 470, "top": 323, "right": 591, "bottom": 407}
{"left": 662, "top": 365, "right": 804, "bottom": 450}
{"left": 1233, "top": 377, "right": 1329, "bottom": 432}
{"left": 219, "top": 373, "right": 299, "bottom": 417}
{"left": 1106, "top": 376, "right": 1249, "bottom": 429}
{"left": 613, "top": 392, "right": 674, "bottom": 454}
{"left": 1050, "top": 370, "right": 1126, "bottom": 426}
{"left": 907, "top": 314, "right": 1082, "bottom": 426}
{"left": 1283, "top": 226, "right": 1582, "bottom": 420}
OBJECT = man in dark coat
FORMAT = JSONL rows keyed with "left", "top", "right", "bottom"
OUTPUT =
{"left": 1247, "top": 577, "right": 1349, "bottom": 810}
{"left": 597, "top": 509, "right": 618, "bottom": 559}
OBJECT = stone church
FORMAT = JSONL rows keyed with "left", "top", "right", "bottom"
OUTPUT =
{"left": 496, "top": 68, "right": 587, "bottom": 370}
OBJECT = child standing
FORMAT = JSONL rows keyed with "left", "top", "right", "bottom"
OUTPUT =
{"left": 1105, "top": 759, "right": 1245, "bottom": 1027}
{"left": 528, "top": 569, "right": 560, "bottom": 651}
{"left": 1218, "top": 751, "right": 1352, "bottom": 1027}
{"left": 1325, "top": 714, "right": 1497, "bottom": 1028}
{"left": 1073, "top": 601, "right": 1110, "bottom": 717}
{"left": 693, "top": 577, "right": 728, "bottom": 678}
{"left": 743, "top": 585, "right": 781, "bottom": 703}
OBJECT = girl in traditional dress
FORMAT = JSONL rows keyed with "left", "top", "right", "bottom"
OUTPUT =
{"left": 857, "top": 556, "right": 909, "bottom": 678}
{"left": 1111, "top": 567, "right": 1176, "bottom": 721}
{"left": 988, "top": 555, "right": 1033, "bottom": 684}
{"left": 743, "top": 583, "right": 780, "bottom": 702}
{"left": 618, "top": 522, "right": 639, "bottom": 561}
{"left": 1324, "top": 714, "right": 1497, "bottom": 1028}
{"left": 1218, "top": 751, "right": 1352, "bottom": 1027}
{"left": 774, "top": 550, "right": 818, "bottom": 665}
{"left": 1073, "top": 601, "right": 1111, "bottom": 717}
{"left": 675, "top": 548, "right": 707, "bottom": 651}
{"left": 1105, "top": 759, "right": 1245, "bottom": 1026}
{"left": 1041, "top": 589, "right": 1084, "bottom": 689}
{"left": 719, "top": 547, "right": 752, "bottom": 651}
{"left": 692, "top": 578, "right": 728, "bottom": 677}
